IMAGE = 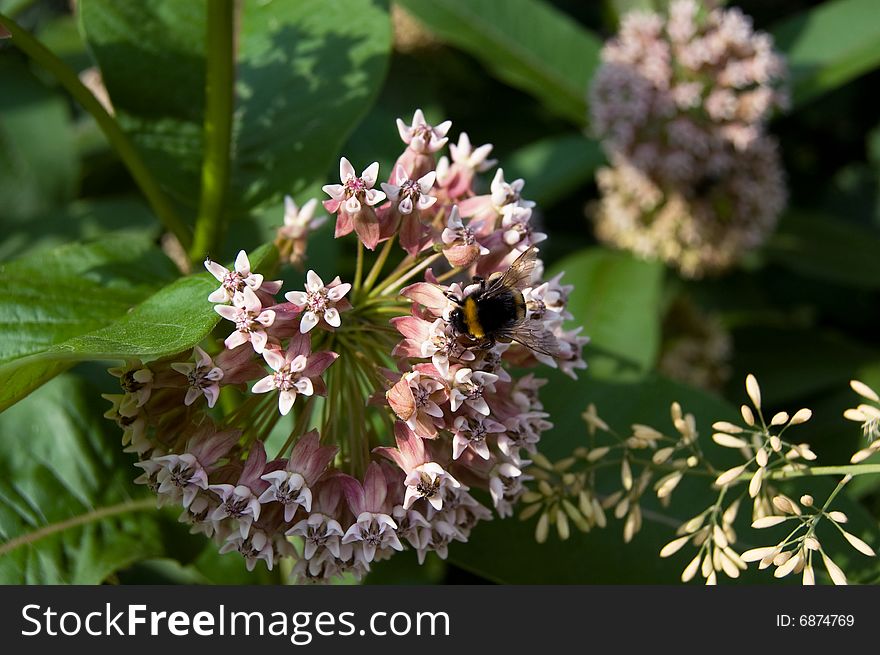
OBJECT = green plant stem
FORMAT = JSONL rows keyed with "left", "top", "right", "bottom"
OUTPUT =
{"left": 361, "top": 234, "right": 396, "bottom": 294}
{"left": 0, "top": 12, "right": 192, "bottom": 250}
{"left": 189, "top": 0, "right": 236, "bottom": 263}
{"left": 375, "top": 253, "right": 442, "bottom": 297}
{"left": 353, "top": 240, "right": 365, "bottom": 295}
{"left": 0, "top": 498, "right": 156, "bottom": 556}
{"left": 737, "top": 463, "right": 880, "bottom": 483}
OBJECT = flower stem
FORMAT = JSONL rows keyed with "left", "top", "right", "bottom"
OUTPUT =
{"left": 738, "top": 464, "right": 880, "bottom": 483}
{"left": 361, "top": 234, "right": 397, "bottom": 294}
{"left": 353, "top": 240, "right": 365, "bottom": 295}
{"left": 0, "top": 12, "right": 192, "bottom": 251}
{"left": 0, "top": 498, "right": 156, "bottom": 557}
{"left": 188, "top": 0, "right": 236, "bottom": 263}
{"left": 375, "top": 253, "right": 443, "bottom": 297}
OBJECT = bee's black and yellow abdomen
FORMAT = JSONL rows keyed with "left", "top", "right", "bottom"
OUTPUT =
{"left": 456, "top": 289, "right": 524, "bottom": 341}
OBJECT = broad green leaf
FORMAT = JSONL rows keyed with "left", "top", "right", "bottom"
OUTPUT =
{"left": 0, "top": 235, "right": 176, "bottom": 410}
{"left": 79, "top": 0, "right": 392, "bottom": 218}
{"left": 0, "top": 197, "right": 158, "bottom": 262}
{"left": 0, "top": 57, "right": 78, "bottom": 221}
{"left": 0, "top": 375, "right": 163, "bottom": 583}
{"left": 764, "top": 211, "right": 880, "bottom": 290}
{"left": 505, "top": 133, "right": 604, "bottom": 208}
{"left": 0, "top": 243, "right": 275, "bottom": 411}
{"left": 772, "top": 0, "right": 880, "bottom": 107}
{"left": 396, "top": 0, "right": 602, "bottom": 125}
{"left": 549, "top": 248, "right": 665, "bottom": 378}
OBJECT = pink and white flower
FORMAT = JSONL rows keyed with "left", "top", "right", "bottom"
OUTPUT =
{"left": 449, "top": 368, "right": 499, "bottom": 415}
{"left": 323, "top": 157, "right": 386, "bottom": 250}
{"left": 209, "top": 443, "right": 268, "bottom": 538}
{"left": 171, "top": 346, "right": 224, "bottom": 408}
{"left": 396, "top": 108, "right": 451, "bottom": 154}
{"left": 376, "top": 422, "right": 460, "bottom": 510}
{"left": 452, "top": 415, "right": 506, "bottom": 460}
{"left": 259, "top": 430, "right": 338, "bottom": 520}
{"left": 284, "top": 271, "right": 351, "bottom": 333}
{"left": 206, "top": 250, "right": 281, "bottom": 305}
{"left": 340, "top": 463, "right": 403, "bottom": 563}
{"left": 214, "top": 287, "right": 276, "bottom": 353}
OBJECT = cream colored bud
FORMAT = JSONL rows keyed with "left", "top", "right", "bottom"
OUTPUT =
{"left": 741, "top": 404, "right": 755, "bottom": 426}
{"left": 770, "top": 412, "right": 789, "bottom": 426}
{"left": 752, "top": 515, "right": 788, "bottom": 528}
{"left": 712, "top": 421, "right": 744, "bottom": 434}
{"left": 713, "top": 433, "right": 749, "bottom": 448}
{"left": 745, "top": 374, "right": 762, "bottom": 410}
{"left": 586, "top": 446, "right": 610, "bottom": 462}
{"left": 850, "top": 380, "right": 879, "bottom": 402}
{"left": 535, "top": 511, "right": 549, "bottom": 543}
{"left": 660, "top": 535, "right": 691, "bottom": 558}
{"left": 790, "top": 408, "right": 812, "bottom": 424}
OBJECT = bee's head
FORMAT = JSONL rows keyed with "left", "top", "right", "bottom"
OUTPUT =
{"left": 449, "top": 307, "right": 466, "bottom": 334}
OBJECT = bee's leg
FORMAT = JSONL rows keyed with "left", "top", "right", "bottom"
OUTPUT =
{"left": 443, "top": 290, "right": 462, "bottom": 305}
{"left": 471, "top": 276, "right": 486, "bottom": 293}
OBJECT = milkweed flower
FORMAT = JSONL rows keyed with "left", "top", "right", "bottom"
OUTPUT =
{"left": 589, "top": 0, "right": 788, "bottom": 277}
{"left": 103, "top": 109, "right": 586, "bottom": 582}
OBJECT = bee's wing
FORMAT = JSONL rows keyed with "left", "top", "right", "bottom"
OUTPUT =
{"left": 500, "top": 321, "right": 561, "bottom": 358}
{"left": 482, "top": 247, "right": 541, "bottom": 298}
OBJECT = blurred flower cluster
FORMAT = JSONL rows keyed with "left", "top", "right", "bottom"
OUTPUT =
{"left": 589, "top": 0, "right": 788, "bottom": 277}
{"left": 521, "top": 374, "right": 877, "bottom": 584}
{"left": 103, "top": 109, "right": 586, "bottom": 582}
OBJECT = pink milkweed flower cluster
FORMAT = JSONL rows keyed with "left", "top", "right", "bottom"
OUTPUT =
{"left": 104, "top": 109, "right": 587, "bottom": 583}
{"left": 588, "top": 0, "right": 788, "bottom": 277}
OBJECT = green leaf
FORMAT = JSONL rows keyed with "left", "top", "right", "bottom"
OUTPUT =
{"left": 0, "top": 56, "right": 78, "bottom": 221}
{"left": 79, "top": 0, "right": 392, "bottom": 217}
{"left": 0, "top": 235, "right": 177, "bottom": 410}
{"left": 504, "top": 133, "right": 604, "bottom": 208}
{"left": 0, "top": 243, "right": 275, "bottom": 412}
{"left": 764, "top": 211, "right": 880, "bottom": 290}
{"left": 772, "top": 0, "right": 880, "bottom": 107}
{"left": 0, "top": 375, "right": 163, "bottom": 583}
{"left": 549, "top": 248, "right": 665, "bottom": 378}
{"left": 0, "top": 197, "right": 159, "bottom": 262}
{"left": 396, "top": 0, "right": 601, "bottom": 125}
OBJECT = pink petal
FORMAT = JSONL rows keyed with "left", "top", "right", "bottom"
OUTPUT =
{"left": 252, "top": 375, "right": 276, "bottom": 393}
{"left": 204, "top": 260, "right": 229, "bottom": 282}
{"left": 363, "top": 462, "right": 388, "bottom": 512}
{"left": 339, "top": 157, "right": 355, "bottom": 182}
{"left": 225, "top": 330, "right": 248, "bottom": 350}
{"left": 306, "top": 270, "right": 324, "bottom": 292}
{"left": 278, "top": 390, "right": 296, "bottom": 415}
{"left": 302, "top": 351, "right": 338, "bottom": 377}
{"left": 362, "top": 162, "right": 380, "bottom": 187}
{"left": 234, "top": 250, "right": 250, "bottom": 274}
{"left": 401, "top": 283, "right": 447, "bottom": 311}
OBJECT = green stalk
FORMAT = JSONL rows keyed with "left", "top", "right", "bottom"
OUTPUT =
{"left": 361, "top": 234, "right": 397, "bottom": 293}
{"left": 0, "top": 12, "right": 192, "bottom": 250}
{"left": 353, "top": 240, "right": 365, "bottom": 295}
{"left": 737, "top": 463, "right": 880, "bottom": 483}
{"left": 0, "top": 498, "right": 156, "bottom": 556}
{"left": 189, "top": 0, "right": 236, "bottom": 263}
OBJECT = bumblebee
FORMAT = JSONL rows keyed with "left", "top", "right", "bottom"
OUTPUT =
{"left": 448, "top": 247, "right": 560, "bottom": 357}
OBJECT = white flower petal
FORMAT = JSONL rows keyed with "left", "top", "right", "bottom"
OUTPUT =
{"left": 324, "top": 307, "right": 341, "bottom": 327}
{"left": 300, "top": 311, "right": 319, "bottom": 333}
